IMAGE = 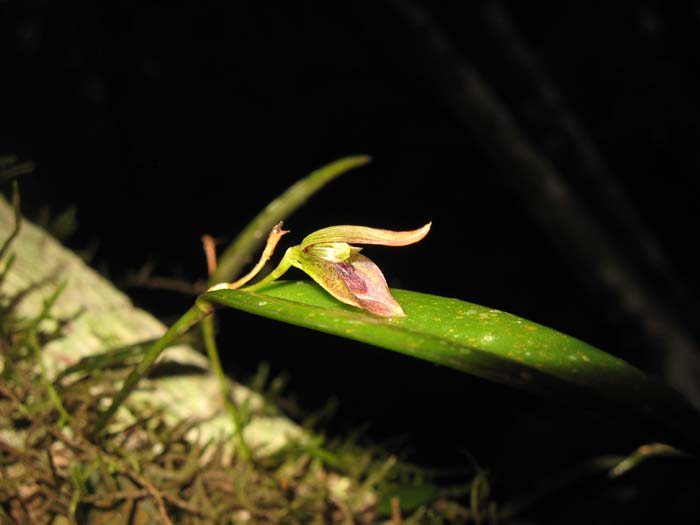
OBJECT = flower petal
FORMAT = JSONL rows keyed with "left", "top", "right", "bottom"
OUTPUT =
{"left": 292, "top": 249, "right": 362, "bottom": 309}
{"left": 305, "top": 242, "right": 361, "bottom": 262}
{"left": 291, "top": 249, "right": 405, "bottom": 317}
{"left": 344, "top": 253, "right": 405, "bottom": 317}
{"left": 300, "top": 222, "right": 431, "bottom": 249}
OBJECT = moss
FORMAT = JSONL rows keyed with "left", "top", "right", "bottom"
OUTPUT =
{"left": 0, "top": 280, "right": 483, "bottom": 524}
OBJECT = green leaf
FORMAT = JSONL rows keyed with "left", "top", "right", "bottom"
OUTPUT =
{"left": 203, "top": 282, "right": 700, "bottom": 452}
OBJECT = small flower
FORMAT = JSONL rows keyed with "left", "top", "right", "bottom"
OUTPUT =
{"left": 284, "top": 223, "right": 431, "bottom": 317}
{"left": 211, "top": 222, "right": 431, "bottom": 318}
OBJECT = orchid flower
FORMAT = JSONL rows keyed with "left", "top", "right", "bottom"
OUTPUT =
{"left": 209, "top": 222, "right": 431, "bottom": 317}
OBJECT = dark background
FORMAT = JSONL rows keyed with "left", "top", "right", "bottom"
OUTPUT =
{"left": 3, "top": 1, "right": 700, "bottom": 519}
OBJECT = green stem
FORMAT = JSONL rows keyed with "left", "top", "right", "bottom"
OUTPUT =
{"left": 92, "top": 300, "right": 214, "bottom": 437}
{"left": 200, "top": 250, "right": 294, "bottom": 459}
{"left": 21, "top": 283, "right": 71, "bottom": 423}
{"left": 196, "top": 254, "right": 292, "bottom": 457}
{"left": 69, "top": 463, "right": 85, "bottom": 521}
{"left": 37, "top": 337, "right": 72, "bottom": 426}
{"left": 241, "top": 250, "right": 294, "bottom": 292}
{"left": 201, "top": 314, "right": 250, "bottom": 460}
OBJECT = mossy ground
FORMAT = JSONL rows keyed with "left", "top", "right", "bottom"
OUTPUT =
{"left": 0, "top": 271, "right": 489, "bottom": 524}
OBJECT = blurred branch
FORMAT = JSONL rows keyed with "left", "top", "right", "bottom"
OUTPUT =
{"left": 385, "top": 0, "right": 700, "bottom": 405}
{"left": 123, "top": 274, "right": 205, "bottom": 296}
{"left": 0, "top": 158, "right": 35, "bottom": 182}
{"left": 122, "top": 258, "right": 205, "bottom": 295}
{"left": 483, "top": 0, "right": 694, "bottom": 321}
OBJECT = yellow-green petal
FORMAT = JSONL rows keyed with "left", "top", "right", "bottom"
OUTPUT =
{"left": 305, "top": 242, "right": 361, "bottom": 262}
{"left": 291, "top": 249, "right": 405, "bottom": 317}
{"left": 300, "top": 222, "right": 431, "bottom": 249}
{"left": 344, "top": 253, "right": 405, "bottom": 317}
{"left": 292, "top": 249, "right": 361, "bottom": 309}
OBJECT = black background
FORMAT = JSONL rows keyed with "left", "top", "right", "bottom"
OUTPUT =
{"left": 3, "top": 1, "right": 700, "bottom": 518}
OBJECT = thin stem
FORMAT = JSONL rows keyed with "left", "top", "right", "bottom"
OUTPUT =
{"left": 37, "top": 335, "right": 72, "bottom": 426}
{"left": 240, "top": 250, "right": 294, "bottom": 292}
{"left": 201, "top": 234, "right": 218, "bottom": 277}
{"left": 208, "top": 222, "right": 288, "bottom": 292}
{"left": 201, "top": 314, "right": 250, "bottom": 460}
{"left": 20, "top": 281, "right": 73, "bottom": 424}
{"left": 92, "top": 300, "right": 214, "bottom": 437}
{"left": 0, "top": 160, "right": 35, "bottom": 182}
{"left": 201, "top": 223, "right": 289, "bottom": 461}
{"left": 123, "top": 274, "right": 204, "bottom": 296}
